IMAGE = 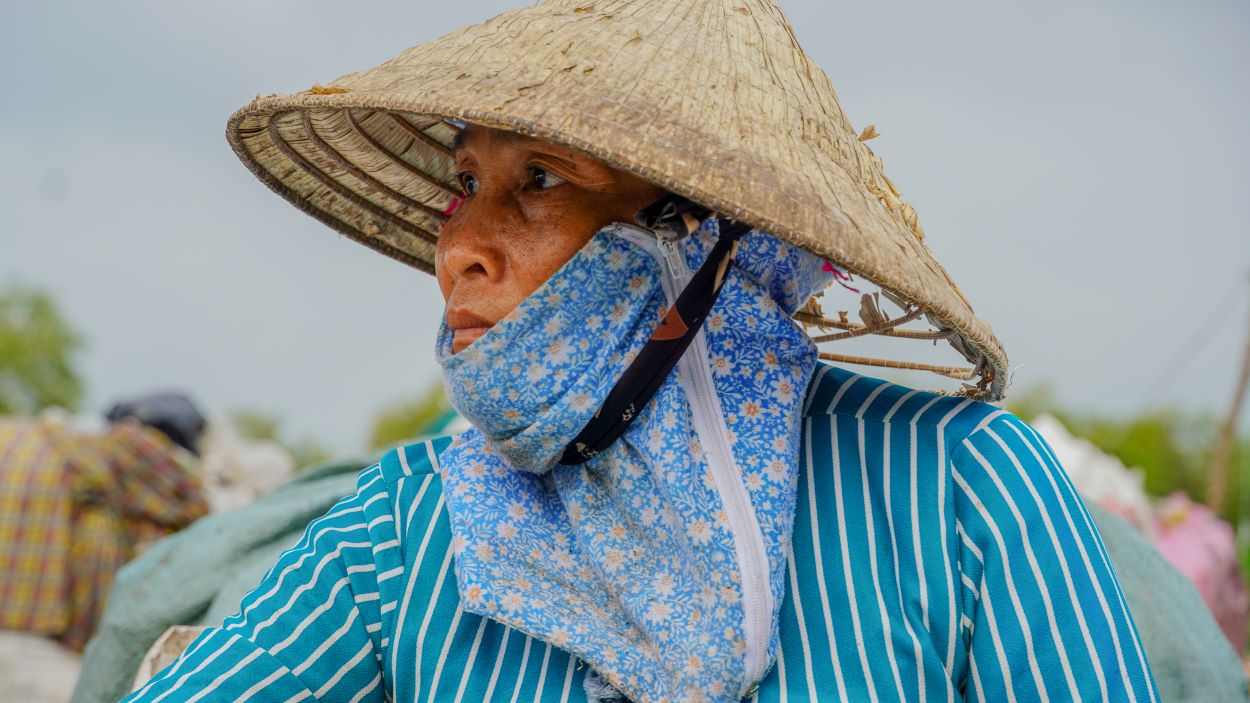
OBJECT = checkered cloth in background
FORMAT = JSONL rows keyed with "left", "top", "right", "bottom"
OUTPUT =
{"left": 0, "top": 418, "right": 208, "bottom": 650}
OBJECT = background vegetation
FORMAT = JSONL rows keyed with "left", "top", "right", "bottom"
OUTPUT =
{"left": 0, "top": 284, "right": 84, "bottom": 415}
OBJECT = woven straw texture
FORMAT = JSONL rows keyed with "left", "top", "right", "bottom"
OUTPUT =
{"left": 226, "top": 0, "right": 1007, "bottom": 399}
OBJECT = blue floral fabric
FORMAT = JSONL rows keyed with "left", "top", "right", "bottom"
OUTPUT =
{"left": 436, "top": 219, "right": 832, "bottom": 702}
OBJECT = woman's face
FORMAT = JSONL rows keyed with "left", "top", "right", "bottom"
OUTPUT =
{"left": 436, "top": 125, "right": 665, "bottom": 354}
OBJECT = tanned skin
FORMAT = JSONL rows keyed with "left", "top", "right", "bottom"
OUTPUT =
{"left": 436, "top": 125, "right": 665, "bottom": 354}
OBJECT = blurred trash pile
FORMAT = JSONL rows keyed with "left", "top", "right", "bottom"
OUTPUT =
{"left": 1155, "top": 493, "right": 1250, "bottom": 652}
{"left": 197, "top": 417, "right": 294, "bottom": 514}
{"left": 0, "top": 391, "right": 301, "bottom": 703}
{"left": 0, "top": 630, "right": 83, "bottom": 703}
{"left": 0, "top": 401, "right": 208, "bottom": 651}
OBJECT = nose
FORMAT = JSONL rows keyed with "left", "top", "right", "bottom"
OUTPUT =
{"left": 436, "top": 200, "right": 506, "bottom": 285}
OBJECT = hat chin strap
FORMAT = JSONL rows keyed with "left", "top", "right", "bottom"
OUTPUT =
{"left": 559, "top": 195, "right": 749, "bottom": 466}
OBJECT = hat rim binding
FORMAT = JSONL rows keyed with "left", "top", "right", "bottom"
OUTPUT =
{"left": 224, "top": 1, "right": 1008, "bottom": 401}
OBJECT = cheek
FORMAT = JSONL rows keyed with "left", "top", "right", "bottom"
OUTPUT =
{"left": 432, "top": 246, "right": 456, "bottom": 304}
{"left": 504, "top": 219, "right": 596, "bottom": 294}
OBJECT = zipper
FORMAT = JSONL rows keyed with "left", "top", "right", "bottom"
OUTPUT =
{"left": 609, "top": 223, "right": 772, "bottom": 695}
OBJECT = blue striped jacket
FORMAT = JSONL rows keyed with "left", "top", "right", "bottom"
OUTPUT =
{"left": 124, "top": 364, "right": 1159, "bottom": 702}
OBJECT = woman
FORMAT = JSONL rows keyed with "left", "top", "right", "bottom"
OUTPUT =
{"left": 127, "top": 1, "right": 1158, "bottom": 700}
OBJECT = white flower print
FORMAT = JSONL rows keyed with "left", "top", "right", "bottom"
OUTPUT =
{"left": 570, "top": 392, "right": 595, "bottom": 411}
{"left": 770, "top": 377, "right": 795, "bottom": 404}
{"left": 463, "top": 583, "right": 487, "bottom": 607}
{"left": 766, "top": 458, "right": 788, "bottom": 484}
{"left": 500, "top": 592, "right": 525, "bottom": 613}
{"left": 645, "top": 601, "right": 672, "bottom": 623}
{"left": 687, "top": 519, "right": 714, "bottom": 545}
{"left": 653, "top": 572, "right": 676, "bottom": 597}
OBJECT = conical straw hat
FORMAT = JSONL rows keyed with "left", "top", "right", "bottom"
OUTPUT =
{"left": 226, "top": 0, "right": 1008, "bottom": 400}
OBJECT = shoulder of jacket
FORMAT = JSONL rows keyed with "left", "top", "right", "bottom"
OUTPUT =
{"left": 377, "top": 434, "right": 458, "bottom": 485}
{"left": 802, "top": 362, "right": 1002, "bottom": 441}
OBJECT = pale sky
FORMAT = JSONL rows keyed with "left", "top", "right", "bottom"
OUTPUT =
{"left": 2, "top": 0, "right": 1248, "bottom": 451}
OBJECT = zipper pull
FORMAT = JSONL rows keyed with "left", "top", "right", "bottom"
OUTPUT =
{"left": 655, "top": 231, "right": 691, "bottom": 288}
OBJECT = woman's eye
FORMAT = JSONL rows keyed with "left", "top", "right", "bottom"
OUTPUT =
{"left": 458, "top": 172, "right": 479, "bottom": 196}
{"left": 529, "top": 167, "right": 566, "bottom": 190}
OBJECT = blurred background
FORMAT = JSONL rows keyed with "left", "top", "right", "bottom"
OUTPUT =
{"left": 2, "top": 0, "right": 1248, "bottom": 700}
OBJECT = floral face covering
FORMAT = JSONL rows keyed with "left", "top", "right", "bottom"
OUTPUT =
{"left": 436, "top": 218, "right": 832, "bottom": 702}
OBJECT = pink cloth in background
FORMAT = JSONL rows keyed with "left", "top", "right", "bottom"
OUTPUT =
{"left": 1152, "top": 492, "right": 1250, "bottom": 652}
